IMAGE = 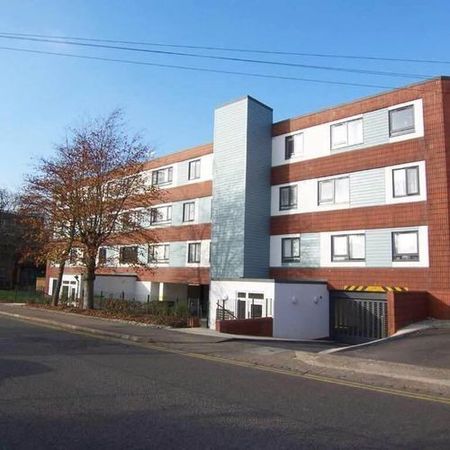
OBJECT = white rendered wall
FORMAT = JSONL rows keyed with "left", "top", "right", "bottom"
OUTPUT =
{"left": 209, "top": 279, "right": 275, "bottom": 328}
{"left": 94, "top": 275, "right": 137, "bottom": 300}
{"left": 273, "top": 282, "right": 329, "bottom": 339}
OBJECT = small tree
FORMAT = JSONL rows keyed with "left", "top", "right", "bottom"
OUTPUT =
{"left": 59, "top": 110, "right": 160, "bottom": 309}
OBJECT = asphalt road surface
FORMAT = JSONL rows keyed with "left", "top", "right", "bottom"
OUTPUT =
{"left": 0, "top": 317, "right": 449, "bottom": 450}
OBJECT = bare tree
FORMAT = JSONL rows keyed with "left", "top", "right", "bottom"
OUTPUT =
{"left": 58, "top": 110, "right": 160, "bottom": 309}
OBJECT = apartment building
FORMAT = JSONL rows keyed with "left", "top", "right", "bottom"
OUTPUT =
{"left": 46, "top": 76, "right": 450, "bottom": 341}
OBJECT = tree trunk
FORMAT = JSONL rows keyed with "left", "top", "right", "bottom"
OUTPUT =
{"left": 52, "top": 259, "right": 66, "bottom": 306}
{"left": 83, "top": 256, "right": 96, "bottom": 309}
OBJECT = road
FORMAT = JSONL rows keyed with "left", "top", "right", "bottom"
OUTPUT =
{"left": 0, "top": 317, "right": 449, "bottom": 449}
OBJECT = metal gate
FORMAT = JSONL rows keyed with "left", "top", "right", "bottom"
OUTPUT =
{"left": 330, "top": 291, "right": 387, "bottom": 343}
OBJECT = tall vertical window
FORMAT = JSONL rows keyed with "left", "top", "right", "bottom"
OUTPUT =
{"left": 148, "top": 244, "right": 170, "bottom": 263}
{"left": 119, "top": 246, "right": 138, "bottom": 264}
{"left": 331, "top": 234, "right": 365, "bottom": 261}
{"left": 187, "top": 242, "right": 201, "bottom": 263}
{"left": 151, "top": 167, "right": 173, "bottom": 186}
{"left": 98, "top": 248, "right": 107, "bottom": 265}
{"left": 392, "top": 166, "right": 420, "bottom": 197}
{"left": 281, "top": 238, "right": 301, "bottom": 263}
{"left": 183, "top": 202, "right": 195, "bottom": 222}
{"left": 188, "top": 159, "right": 201, "bottom": 180}
{"left": 279, "top": 185, "right": 297, "bottom": 210}
{"left": 285, "top": 133, "right": 304, "bottom": 160}
{"left": 69, "top": 249, "right": 78, "bottom": 265}
{"left": 392, "top": 231, "right": 419, "bottom": 261}
{"left": 150, "top": 205, "right": 172, "bottom": 225}
{"left": 318, "top": 177, "right": 350, "bottom": 205}
{"left": 331, "top": 118, "right": 363, "bottom": 149}
{"left": 389, "top": 105, "right": 415, "bottom": 137}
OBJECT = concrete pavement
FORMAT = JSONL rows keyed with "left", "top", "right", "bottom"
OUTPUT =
{"left": 1, "top": 316, "right": 450, "bottom": 449}
{"left": 0, "top": 303, "right": 449, "bottom": 399}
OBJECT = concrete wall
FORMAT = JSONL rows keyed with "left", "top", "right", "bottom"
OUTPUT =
{"left": 273, "top": 282, "right": 329, "bottom": 339}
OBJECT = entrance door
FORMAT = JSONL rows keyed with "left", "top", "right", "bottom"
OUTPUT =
{"left": 237, "top": 300, "right": 246, "bottom": 319}
{"left": 61, "top": 285, "right": 69, "bottom": 301}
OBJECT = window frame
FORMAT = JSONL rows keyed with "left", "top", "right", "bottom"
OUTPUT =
{"left": 392, "top": 230, "right": 419, "bottom": 262}
{"left": 150, "top": 205, "right": 172, "bottom": 225}
{"left": 148, "top": 244, "right": 170, "bottom": 263}
{"left": 279, "top": 185, "right": 298, "bottom": 211}
{"left": 182, "top": 201, "right": 196, "bottom": 223}
{"left": 331, "top": 234, "right": 366, "bottom": 262}
{"left": 318, "top": 176, "right": 350, "bottom": 205}
{"left": 392, "top": 165, "right": 420, "bottom": 198}
{"left": 284, "top": 132, "right": 303, "bottom": 160}
{"left": 119, "top": 246, "right": 138, "bottom": 264}
{"left": 187, "top": 242, "right": 201, "bottom": 264}
{"left": 151, "top": 167, "right": 173, "bottom": 186}
{"left": 188, "top": 159, "right": 201, "bottom": 180}
{"left": 98, "top": 248, "right": 107, "bottom": 265}
{"left": 281, "top": 237, "right": 301, "bottom": 263}
{"left": 330, "top": 117, "right": 363, "bottom": 149}
{"left": 389, "top": 105, "right": 415, "bottom": 137}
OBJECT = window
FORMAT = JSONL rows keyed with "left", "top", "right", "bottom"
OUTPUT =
{"left": 150, "top": 205, "right": 172, "bottom": 224}
{"left": 331, "top": 118, "right": 363, "bottom": 149}
{"left": 285, "top": 133, "right": 303, "bottom": 160}
{"left": 389, "top": 105, "right": 415, "bottom": 137}
{"left": 69, "top": 249, "right": 78, "bottom": 265}
{"left": 151, "top": 167, "right": 173, "bottom": 186}
{"left": 148, "top": 244, "right": 170, "bottom": 263}
{"left": 183, "top": 202, "right": 195, "bottom": 222}
{"left": 119, "top": 246, "right": 138, "bottom": 264}
{"left": 187, "top": 242, "right": 201, "bottom": 263}
{"left": 279, "top": 185, "right": 297, "bottom": 210}
{"left": 318, "top": 177, "right": 350, "bottom": 205}
{"left": 393, "top": 166, "right": 420, "bottom": 197}
{"left": 188, "top": 159, "right": 201, "bottom": 180}
{"left": 98, "top": 248, "right": 107, "bottom": 265}
{"left": 282, "top": 238, "right": 300, "bottom": 263}
{"left": 331, "top": 234, "right": 365, "bottom": 261}
{"left": 392, "top": 231, "right": 419, "bottom": 261}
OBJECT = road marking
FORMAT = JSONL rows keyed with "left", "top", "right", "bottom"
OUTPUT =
{"left": 1, "top": 311, "right": 450, "bottom": 406}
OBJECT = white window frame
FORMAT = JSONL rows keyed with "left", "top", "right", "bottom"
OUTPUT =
{"left": 150, "top": 205, "right": 172, "bottom": 225}
{"left": 188, "top": 159, "right": 201, "bottom": 180}
{"left": 148, "top": 244, "right": 170, "bottom": 264}
{"left": 119, "top": 246, "right": 138, "bottom": 265}
{"left": 318, "top": 176, "right": 350, "bottom": 205}
{"left": 285, "top": 133, "right": 304, "bottom": 160}
{"left": 331, "top": 234, "right": 365, "bottom": 262}
{"left": 330, "top": 117, "right": 363, "bottom": 150}
{"left": 182, "top": 201, "right": 196, "bottom": 223}
{"left": 281, "top": 237, "right": 301, "bottom": 263}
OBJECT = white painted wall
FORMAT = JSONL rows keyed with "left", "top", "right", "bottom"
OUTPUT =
{"left": 272, "top": 98, "right": 424, "bottom": 167}
{"left": 273, "top": 282, "right": 329, "bottom": 339}
{"left": 94, "top": 275, "right": 137, "bottom": 299}
{"left": 209, "top": 279, "right": 275, "bottom": 328}
{"left": 271, "top": 160, "right": 427, "bottom": 216}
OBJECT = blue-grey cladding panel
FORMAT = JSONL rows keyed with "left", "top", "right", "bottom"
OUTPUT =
{"left": 243, "top": 98, "right": 273, "bottom": 278}
{"left": 350, "top": 168, "right": 385, "bottom": 206}
{"left": 169, "top": 242, "right": 186, "bottom": 267}
{"left": 365, "top": 229, "right": 392, "bottom": 267}
{"left": 211, "top": 99, "right": 248, "bottom": 279}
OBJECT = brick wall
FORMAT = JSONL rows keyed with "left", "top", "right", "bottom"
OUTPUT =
{"left": 387, "top": 291, "right": 429, "bottom": 335}
{"left": 216, "top": 317, "right": 273, "bottom": 336}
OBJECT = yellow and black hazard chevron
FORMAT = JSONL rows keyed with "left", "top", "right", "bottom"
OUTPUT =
{"left": 343, "top": 285, "right": 409, "bottom": 293}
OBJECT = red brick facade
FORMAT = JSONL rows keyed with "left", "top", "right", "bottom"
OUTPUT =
{"left": 271, "top": 78, "right": 450, "bottom": 320}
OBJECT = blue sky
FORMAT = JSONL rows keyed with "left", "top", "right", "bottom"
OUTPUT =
{"left": 1, "top": 0, "right": 450, "bottom": 190}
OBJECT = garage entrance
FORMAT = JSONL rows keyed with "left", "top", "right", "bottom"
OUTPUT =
{"left": 330, "top": 291, "right": 387, "bottom": 343}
